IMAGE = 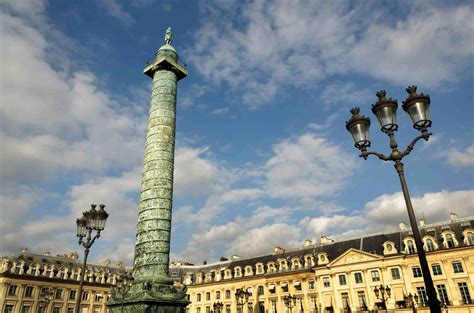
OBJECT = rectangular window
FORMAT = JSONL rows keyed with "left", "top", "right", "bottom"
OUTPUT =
{"left": 69, "top": 290, "right": 77, "bottom": 300}
{"left": 295, "top": 282, "right": 302, "bottom": 291}
{"left": 416, "top": 287, "right": 428, "bottom": 307}
{"left": 21, "top": 306, "right": 30, "bottom": 313}
{"left": 55, "top": 289, "right": 63, "bottom": 299}
{"left": 258, "top": 302, "right": 264, "bottom": 313}
{"left": 53, "top": 307, "right": 61, "bottom": 313}
{"left": 216, "top": 291, "right": 220, "bottom": 300}
{"left": 8, "top": 285, "right": 17, "bottom": 296}
{"left": 282, "top": 284, "right": 288, "bottom": 292}
{"left": 5, "top": 305, "right": 14, "bottom": 313}
{"left": 258, "top": 286, "right": 264, "bottom": 296}
{"left": 341, "top": 292, "right": 350, "bottom": 309}
{"left": 82, "top": 292, "right": 89, "bottom": 301}
{"left": 358, "top": 291, "right": 367, "bottom": 310}
{"left": 310, "top": 297, "right": 317, "bottom": 313}
{"left": 323, "top": 277, "right": 330, "bottom": 288}
{"left": 458, "top": 282, "right": 472, "bottom": 304}
{"left": 269, "top": 285, "right": 276, "bottom": 294}
{"left": 226, "top": 305, "right": 231, "bottom": 313}
{"left": 196, "top": 308, "right": 201, "bottom": 313}
{"left": 412, "top": 266, "right": 423, "bottom": 278}
{"left": 31, "top": 268, "right": 37, "bottom": 276}
{"left": 67, "top": 308, "right": 74, "bottom": 313}
{"left": 354, "top": 272, "right": 363, "bottom": 284}
{"left": 226, "top": 290, "right": 230, "bottom": 299}
{"left": 25, "top": 286, "right": 34, "bottom": 298}
{"left": 338, "top": 275, "right": 347, "bottom": 285}
{"left": 206, "top": 307, "right": 210, "bottom": 313}
{"left": 432, "top": 264, "right": 442, "bottom": 276}
{"left": 452, "top": 261, "right": 464, "bottom": 273}
{"left": 390, "top": 268, "right": 401, "bottom": 280}
{"left": 271, "top": 301, "right": 277, "bottom": 313}
{"left": 370, "top": 270, "right": 380, "bottom": 282}
{"left": 197, "top": 293, "right": 201, "bottom": 302}
{"left": 248, "top": 303, "right": 253, "bottom": 313}
{"left": 206, "top": 292, "right": 210, "bottom": 301}
{"left": 95, "top": 293, "right": 102, "bottom": 302}
{"left": 308, "top": 280, "right": 315, "bottom": 289}
{"left": 436, "top": 284, "right": 449, "bottom": 305}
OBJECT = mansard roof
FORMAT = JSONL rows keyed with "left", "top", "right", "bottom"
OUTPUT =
{"left": 174, "top": 215, "right": 473, "bottom": 276}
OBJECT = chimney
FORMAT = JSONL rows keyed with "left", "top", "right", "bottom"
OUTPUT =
{"left": 21, "top": 248, "right": 28, "bottom": 253}
{"left": 116, "top": 261, "right": 123, "bottom": 268}
{"left": 304, "top": 239, "right": 313, "bottom": 247}
{"left": 203, "top": 261, "right": 207, "bottom": 265}
{"left": 419, "top": 218, "right": 425, "bottom": 227}
{"left": 450, "top": 212, "right": 458, "bottom": 222}
{"left": 44, "top": 251, "right": 51, "bottom": 256}
{"left": 399, "top": 222, "right": 408, "bottom": 231}
{"left": 273, "top": 246, "right": 285, "bottom": 254}
{"left": 102, "top": 259, "right": 111, "bottom": 266}
{"left": 219, "top": 257, "right": 228, "bottom": 262}
{"left": 231, "top": 255, "right": 240, "bottom": 261}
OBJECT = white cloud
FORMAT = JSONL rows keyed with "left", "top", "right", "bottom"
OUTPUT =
{"left": 189, "top": 1, "right": 473, "bottom": 107}
{"left": 446, "top": 145, "right": 474, "bottom": 167}
{"left": 264, "top": 133, "right": 355, "bottom": 198}
{"left": 98, "top": 0, "right": 134, "bottom": 26}
{"left": 365, "top": 189, "right": 474, "bottom": 226}
{"left": 210, "top": 107, "right": 230, "bottom": 115}
{"left": 319, "top": 82, "right": 372, "bottom": 107}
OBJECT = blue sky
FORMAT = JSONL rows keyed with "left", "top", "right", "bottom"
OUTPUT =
{"left": 1, "top": 0, "right": 473, "bottom": 265}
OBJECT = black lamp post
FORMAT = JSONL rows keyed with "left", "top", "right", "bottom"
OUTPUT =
{"left": 212, "top": 301, "right": 224, "bottom": 313}
{"left": 38, "top": 287, "right": 54, "bottom": 313}
{"left": 235, "top": 288, "right": 251, "bottom": 313}
{"left": 113, "top": 272, "right": 134, "bottom": 313}
{"left": 283, "top": 294, "right": 297, "bottom": 312}
{"left": 345, "top": 86, "right": 441, "bottom": 313}
{"left": 404, "top": 293, "right": 419, "bottom": 313}
{"left": 374, "top": 285, "right": 391, "bottom": 312}
{"left": 75, "top": 204, "right": 109, "bottom": 313}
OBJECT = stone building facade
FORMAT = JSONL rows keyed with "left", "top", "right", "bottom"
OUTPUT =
{"left": 171, "top": 214, "right": 474, "bottom": 313}
{"left": 0, "top": 250, "right": 126, "bottom": 313}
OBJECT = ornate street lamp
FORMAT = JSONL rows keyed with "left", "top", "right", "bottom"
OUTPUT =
{"left": 212, "top": 301, "right": 224, "bottom": 313}
{"left": 374, "top": 285, "right": 391, "bottom": 312}
{"left": 345, "top": 86, "right": 440, "bottom": 313}
{"left": 75, "top": 204, "right": 109, "bottom": 313}
{"left": 38, "top": 287, "right": 54, "bottom": 313}
{"left": 235, "top": 288, "right": 251, "bottom": 313}
{"left": 404, "top": 293, "right": 419, "bottom": 313}
{"left": 283, "top": 294, "right": 297, "bottom": 313}
{"left": 112, "top": 272, "right": 134, "bottom": 313}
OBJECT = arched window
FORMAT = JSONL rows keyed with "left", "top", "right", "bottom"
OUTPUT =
{"left": 445, "top": 234, "right": 455, "bottom": 248}
{"left": 406, "top": 240, "right": 416, "bottom": 254}
{"left": 426, "top": 239, "right": 435, "bottom": 252}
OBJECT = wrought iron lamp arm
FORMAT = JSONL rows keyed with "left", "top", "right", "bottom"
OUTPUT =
{"left": 401, "top": 132, "right": 432, "bottom": 158}
{"left": 360, "top": 149, "right": 390, "bottom": 161}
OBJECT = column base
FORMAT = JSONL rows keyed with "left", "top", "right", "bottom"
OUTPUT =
{"left": 107, "top": 282, "right": 190, "bottom": 313}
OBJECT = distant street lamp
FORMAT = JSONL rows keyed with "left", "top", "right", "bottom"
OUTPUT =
{"left": 283, "top": 294, "right": 297, "bottom": 312}
{"left": 404, "top": 293, "right": 419, "bottom": 313}
{"left": 345, "top": 86, "right": 441, "bottom": 313}
{"left": 374, "top": 285, "right": 391, "bottom": 312}
{"left": 38, "top": 287, "right": 54, "bottom": 313}
{"left": 75, "top": 204, "right": 109, "bottom": 313}
{"left": 235, "top": 288, "right": 251, "bottom": 313}
{"left": 113, "top": 272, "right": 134, "bottom": 313}
{"left": 212, "top": 301, "right": 224, "bottom": 313}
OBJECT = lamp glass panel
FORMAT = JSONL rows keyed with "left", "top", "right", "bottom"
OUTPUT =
{"left": 76, "top": 223, "right": 87, "bottom": 237}
{"left": 97, "top": 218, "right": 107, "bottom": 230}
{"left": 407, "top": 101, "right": 431, "bottom": 128}
{"left": 375, "top": 106, "right": 397, "bottom": 131}
{"left": 350, "top": 123, "right": 370, "bottom": 148}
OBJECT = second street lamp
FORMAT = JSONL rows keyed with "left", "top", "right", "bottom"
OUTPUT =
{"left": 283, "top": 294, "right": 297, "bottom": 312}
{"left": 75, "top": 204, "right": 109, "bottom": 313}
{"left": 235, "top": 288, "right": 250, "bottom": 313}
{"left": 374, "top": 285, "right": 391, "bottom": 312}
{"left": 345, "top": 86, "right": 440, "bottom": 313}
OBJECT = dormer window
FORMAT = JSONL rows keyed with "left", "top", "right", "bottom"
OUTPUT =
{"left": 383, "top": 241, "right": 397, "bottom": 255}
{"left": 425, "top": 238, "right": 435, "bottom": 251}
{"left": 234, "top": 267, "right": 242, "bottom": 277}
{"left": 405, "top": 239, "right": 416, "bottom": 254}
{"left": 291, "top": 258, "right": 300, "bottom": 269}
{"left": 442, "top": 232, "right": 458, "bottom": 248}
{"left": 318, "top": 253, "right": 328, "bottom": 264}
{"left": 465, "top": 231, "right": 474, "bottom": 245}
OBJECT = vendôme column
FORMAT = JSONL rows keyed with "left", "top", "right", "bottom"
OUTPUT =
{"left": 108, "top": 27, "right": 189, "bottom": 313}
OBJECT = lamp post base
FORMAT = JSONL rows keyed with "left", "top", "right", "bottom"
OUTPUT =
{"left": 107, "top": 282, "right": 190, "bottom": 313}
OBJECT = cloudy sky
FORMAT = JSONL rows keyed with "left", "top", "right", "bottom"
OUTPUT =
{"left": 1, "top": 0, "right": 473, "bottom": 265}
